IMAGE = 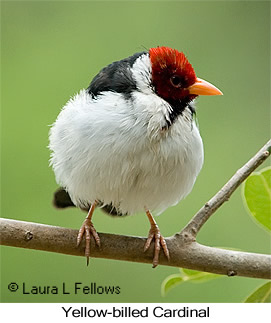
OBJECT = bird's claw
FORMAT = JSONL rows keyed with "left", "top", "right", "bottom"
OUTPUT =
{"left": 77, "top": 218, "right": 100, "bottom": 265}
{"left": 144, "top": 224, "right": 170, "bottom": 268}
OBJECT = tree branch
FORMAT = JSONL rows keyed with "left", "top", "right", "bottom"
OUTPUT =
{"left": 181, "top": 139, "right": 271, "bottom": 238}
{"left": 1, "top": 140, "right": 271, "bottom": 279}
{"left": 1, "top": 218, "right": 271, "bottom": 279}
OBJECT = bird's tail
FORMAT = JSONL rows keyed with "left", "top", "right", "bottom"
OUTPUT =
{"left": 53, "top": 188, "right": 127, "bottom": 216}
{"left": 53, "top": 187, "right": 78, "bottom": 209}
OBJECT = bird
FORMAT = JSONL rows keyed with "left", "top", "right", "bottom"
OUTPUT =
{"left": 49, "top": 46, "right": 222, "bottom": 268}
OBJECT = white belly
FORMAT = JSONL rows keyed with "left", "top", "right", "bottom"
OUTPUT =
{"left": 49, "top": 90, "right": 204, "bottom": 215}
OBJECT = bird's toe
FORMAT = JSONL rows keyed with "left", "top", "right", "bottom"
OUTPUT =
{"left": 77, "top": 218, "right": 100, "bottom": 265}
{"left": 144, "top": 225, "right": 169, "bottom": 268}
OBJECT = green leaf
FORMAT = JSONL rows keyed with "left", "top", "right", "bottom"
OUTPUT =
{"left": 242, "top": 166, "right": 271, "bottom": 232}
{"left": 244, "top": 282, "right": 271, "bottom": 303}
{"left": 161, "top": 269, "right": 220, "bottom": 296}
{"left": 181, "top": 268, "right": 221, "bottom": 283}
{"left": 161, "top": 274, "right": 184, "bottom": 296}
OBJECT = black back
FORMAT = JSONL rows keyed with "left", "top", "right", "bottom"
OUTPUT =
{"left": 87, "top": 51, "right": 146, "bottom": 99}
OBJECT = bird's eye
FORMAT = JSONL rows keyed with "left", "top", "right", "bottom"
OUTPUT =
{"left": 170, "top": 75, "right": 182, "bottom": 88}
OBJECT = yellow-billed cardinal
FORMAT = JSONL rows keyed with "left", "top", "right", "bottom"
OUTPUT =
{"left": 49, "top": 46, "right": 222, "bottom": 267}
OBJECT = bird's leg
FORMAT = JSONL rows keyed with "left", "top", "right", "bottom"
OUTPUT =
{"left": 143, "top": 208, "right": 170, "bottom": 268}
{"left": 77, "top": 201, "right": 100, "bottom": 265}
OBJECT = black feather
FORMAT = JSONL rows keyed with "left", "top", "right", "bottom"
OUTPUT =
{"left": 53, "top": 188, "right": 126, "bottom": 216}
{"left": 87, "top": 51, "right": 146, "bottom": 100}
{"left": 166, "top": 99, "right": 195, "bottom": 127}
{"left": 53, "top": 187, "right": 75, "bottom": 209}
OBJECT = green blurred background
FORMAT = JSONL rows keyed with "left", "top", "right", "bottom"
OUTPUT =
{"left": 1, "top": 0, "right": 270, "bottom": 303}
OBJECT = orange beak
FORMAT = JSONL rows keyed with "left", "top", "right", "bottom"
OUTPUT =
{"left": 188, "top": 77, "right": 223, "bottom": 96}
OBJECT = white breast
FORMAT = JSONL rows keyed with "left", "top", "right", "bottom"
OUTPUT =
{"left": 49, "top": 88, "right": 203, "bottom": 215}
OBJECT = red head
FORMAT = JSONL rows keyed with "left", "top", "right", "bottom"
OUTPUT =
{"left": 149, "top": 46, "right": 222, "bottom": 102}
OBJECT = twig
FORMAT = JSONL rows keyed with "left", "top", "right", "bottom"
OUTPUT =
{"left": 0, "top": 140, "right": 271, "bottom": 279}
{"left": 181, "top": 139, "right": 271, "bottom": 238}
{"left": 0, "top": 218, "right": 270, "bottom": 279}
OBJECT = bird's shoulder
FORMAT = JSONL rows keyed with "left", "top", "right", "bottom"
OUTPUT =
{"left": 87, "top": 51, "right": 147, "bottom": 99}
